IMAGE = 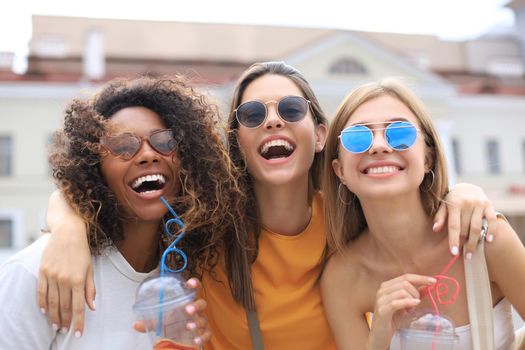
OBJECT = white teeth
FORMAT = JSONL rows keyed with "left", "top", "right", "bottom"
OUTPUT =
{"left": 367, "top": 166, "right": 398, "bottom": 174}
{"left": 260, "top": 139, "right": 294, "bottom": 155}
{"left": 131, "top": 174, "right": 166, "bottom": 189}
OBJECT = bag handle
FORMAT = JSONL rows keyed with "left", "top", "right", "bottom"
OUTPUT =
{"left": 464, "top": 219, "right": 495, "bottom": 350}
{"left": 246, "top": 309, "right": 265, "bottom": 350}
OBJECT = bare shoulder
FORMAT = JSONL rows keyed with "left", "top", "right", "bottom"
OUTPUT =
{"left": 484, "top": 217, "right": 525, "bottom": 317}
{"left": 485, "top": 218, "right": 524, "bottom": 259}
{"left": 321, "top": 241, "right": 371, "bottom": 300}
{"left": 324, "top": 243, "right": 364, "bottom": 277}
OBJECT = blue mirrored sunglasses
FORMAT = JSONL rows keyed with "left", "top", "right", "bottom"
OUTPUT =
{"left": 339, "top": 121, "right": 418, "bottom": 154}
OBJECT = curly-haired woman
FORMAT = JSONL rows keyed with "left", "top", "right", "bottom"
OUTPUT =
{"left": 0, "top": 76, "right": 247, "bottom": 349}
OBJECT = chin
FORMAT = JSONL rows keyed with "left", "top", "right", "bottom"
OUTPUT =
{"left": 358, "top": 185, "right": 418, "bottom": 201}
{"left": 128, "top": 204, "right": 169, "bottom": 222}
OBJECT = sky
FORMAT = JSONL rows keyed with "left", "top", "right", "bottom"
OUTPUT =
{"left": 0, "top": 0, "right": 516, "bottom": 54}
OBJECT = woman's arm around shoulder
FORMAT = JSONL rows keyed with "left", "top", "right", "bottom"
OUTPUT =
{"left": 321, "top": 252, "right": 372, "bottom": 350}
{"left": 485, "top": 218, "right": 525, "bottom": 319}
{"left": 38, "top": 189, "right": 94, "bottom": 336}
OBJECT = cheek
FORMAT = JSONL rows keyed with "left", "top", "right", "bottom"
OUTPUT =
{"left": 337, "top": 152, "right": 359, "bottom": 179}
{"left": 236, "top": 128, "right": 254, "bottom": 158}
{"left": 168, "top": 156, "right": 182, "bottom": 192}
{"left": 100, "top": 158, "right": 124, "bottom": 194}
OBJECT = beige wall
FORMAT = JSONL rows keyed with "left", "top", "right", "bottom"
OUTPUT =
{"left": 0, "top": 83, "right": 94, "bottom": 262}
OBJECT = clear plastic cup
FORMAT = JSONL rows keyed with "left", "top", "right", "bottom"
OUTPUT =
{"left": 398, "top": 312, "right": 458, "bottom": 350}
{"left": 133, "top": 274, "right": 197, "bottom": 350}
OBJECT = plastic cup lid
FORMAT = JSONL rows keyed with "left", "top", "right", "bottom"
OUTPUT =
{"left": 133, "top": 274, "right": 195, "bottom": 312}
{"left": 398, "top": 312, "right": 458, "bottom": 342}
{"left": 398, "top": 328, "right": 458, "bottom": 343}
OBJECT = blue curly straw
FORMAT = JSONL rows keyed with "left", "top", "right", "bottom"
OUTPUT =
{"left": 156, "top": 196, "right": 188, "bottom": 337}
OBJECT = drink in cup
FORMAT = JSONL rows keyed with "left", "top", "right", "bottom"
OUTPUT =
{"left": 398, "top": 312, "right": 458, "bottom": 350}
{"left": 133, "top": 274, "right": 197, "bottom": 350}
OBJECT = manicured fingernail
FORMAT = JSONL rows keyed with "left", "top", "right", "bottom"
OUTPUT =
{"left": 466, "top": 252, "right": 473, "bottom": 260}
{"left": 187, "top": 278, "right": 197, "bottom": 288}
{"left": 194, "top": 336, "right": 202, "bottom": 345}
{"left": 185, "top": 304, "right": 195, "bottom": 314}
{"left": 40, "top": 308, "right": 46, "bottom": 315}
{"left": 75, "top": 330, "right": 82, "bottom": 338}
{"left": 92, "top": 300, "right": 96, "bottom": 310}
{"left": 451, "top": 246, "right": 459, "bottom": 256}
{"left": 432, "top": 222, "right": 438, "bottom": 231}
{"left": 412, "top": 299, "right": 421, "bottom": 304}
{"left": 428, "top": 277, "right": 437, "bottom": 284}
{"left": 60, "top": 327, "right": 67, "bottom": 334}
{"left": 52, "top": 323, "right": 59, "bottom": 331}
{"left": 487, "top": 234, "right": 494, "bottom": 242}
{"left": 187, "top": 322, "right": 197, "bottom": 330}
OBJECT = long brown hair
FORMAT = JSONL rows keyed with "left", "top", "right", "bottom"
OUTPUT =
{"left": 226, "top": 62, "right": 329, "bottom": 308}
{"left": 323, "top": 78, "right": 449, "bottom": 255}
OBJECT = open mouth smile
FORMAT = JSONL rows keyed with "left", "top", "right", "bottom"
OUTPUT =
{"left": 363, "top": 165, "right": 402, "bottom": 174}
{"left": 130, "top": 174, "right": 167, "bottom": 194}
{"left": 259, "top": 139, "right": 295, "bottom": 160}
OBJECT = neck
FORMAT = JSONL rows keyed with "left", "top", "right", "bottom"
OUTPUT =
{"left": 253, "top": 176, "right": 311, "bottom": 236}
{"left": 117, "top": 219, "right": 161, "bottom": 273}
{"left": 360, "top": 191, "right": 439, "bottom": 264}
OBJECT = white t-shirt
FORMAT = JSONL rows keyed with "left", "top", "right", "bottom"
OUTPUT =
{"left": 0, "top": 234, "right": 159, "bottom": 350}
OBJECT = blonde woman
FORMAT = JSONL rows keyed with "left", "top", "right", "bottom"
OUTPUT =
{"left": 321, "top": 78, "right": 525, "bottom": 349}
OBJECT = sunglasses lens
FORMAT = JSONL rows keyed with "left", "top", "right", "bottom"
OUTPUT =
{"left": 150, "top": 130, "right": 177, "bottom": 155}
{"left": 340, "top": 125, "right": 372, "bottom": 153}
{"left": 103, "top": 134, "right": 140, "bottom": 160}
{"left": 278, "top": 96, "right": 308, "bottom": 123}
{"left": 236, "top": 101, "right": 266, "bottom": 128}
{"left": 385, "top": 122, "right": 417, "bottom": 150}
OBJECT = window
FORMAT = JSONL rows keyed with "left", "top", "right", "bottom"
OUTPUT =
{"left": 486, "top": 139, "right": 500, "bottom": 174}
{"left": 0, "top": 219, "right": 13, "bottom": 248}
{"left": 0, "top": 136, "right": 12, "bottom": 176}
{"left": 451, "top": 138, "right": 461, "bottom": 175}
{"left": 329, "top": 57, "right": 368, "bottom": 75}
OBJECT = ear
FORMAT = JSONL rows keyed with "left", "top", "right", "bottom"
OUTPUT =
{"left": 314, "top": 123, "right": 328, "bottom": 153}
{"left": 424, "top": 147, "right": 435, "bottom": 173}
{"left": 332, "top": 158, "right": 345, "bottom": 185}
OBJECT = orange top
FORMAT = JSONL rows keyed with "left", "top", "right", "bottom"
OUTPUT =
{"left": 154, "top": 339, "right": 198, "bottom": 350}
{"left": 202, "top": 192, "right": 336, "bottom": 350}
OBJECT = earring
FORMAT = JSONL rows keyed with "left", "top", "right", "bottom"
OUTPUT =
{"left": 421, "top": 169, "right": 435, "bottom": 192}
{"left": 338, "top": 183, "right": 352, "bottom": 205}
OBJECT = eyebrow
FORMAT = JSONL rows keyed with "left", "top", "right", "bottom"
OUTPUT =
{"left": 349, "top": 117, "right": 411, "bottom": 126}
{"left": 113, "top": 128, "right": 167, "bottom": 134}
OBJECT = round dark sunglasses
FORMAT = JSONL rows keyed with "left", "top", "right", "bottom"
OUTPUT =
{"left": 339, "top": 121, "right": 418, "bottom": 154}
{"left": 101, "top": 129, "right": 177, "bottom": 160}
{"left": 234, "top": 95, "right": 311, "bottom": 128}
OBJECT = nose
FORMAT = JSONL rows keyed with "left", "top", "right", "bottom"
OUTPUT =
{"left": 368, "top": 129, "right": 393, "bottom": 154}
{"left": 134, "top": 140, "right": 160, "bottom": 165}
{"left": 263, "top": 102, "right": 284, "bottom": 130}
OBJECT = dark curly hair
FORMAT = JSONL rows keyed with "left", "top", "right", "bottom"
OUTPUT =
{"left": 49, "top": 76, "right": 249, "bottom": 293}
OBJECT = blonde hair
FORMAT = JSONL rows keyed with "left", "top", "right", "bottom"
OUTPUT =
{"left": 323, "top": 78, "right": 449, "bottom": 255}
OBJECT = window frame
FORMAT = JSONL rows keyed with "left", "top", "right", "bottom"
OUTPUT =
{"left": 0, "top": 135, "right": 13, "bottom": 177}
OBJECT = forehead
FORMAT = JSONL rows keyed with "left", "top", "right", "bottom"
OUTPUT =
{"left": 346, "top": 95, "right": 418, "bottom": 126}
{"left": 108, "top": 107, "right": 166, "bottom": 134}
{"left": 241, "top": 74, "right": 303, "bottom": 103}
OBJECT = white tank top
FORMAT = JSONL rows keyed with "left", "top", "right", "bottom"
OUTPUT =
{"left": 389, "top": 298, "right": 516, "bottom": 350}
